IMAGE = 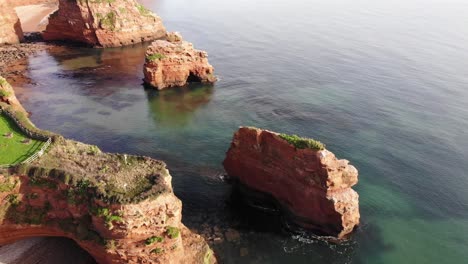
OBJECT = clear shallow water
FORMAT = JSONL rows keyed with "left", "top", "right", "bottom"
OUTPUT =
{"left": 12, "top": 0, "right": 468, "bottom": 263}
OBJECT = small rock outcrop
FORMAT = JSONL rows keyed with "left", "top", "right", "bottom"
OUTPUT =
{"left": 223, "top": 127, "right": 360, "bottom": 239}
{"left": 0, "top": 1, "right": 24, "bottom": 44}
{"left": 43, "top": 0, "right": 166, "bottom": 47}
{"left": 0, "top": 78, "right": 215, "bottom": 264}
{"left": 143, "top": 32, "right": 217, "bottom": 90}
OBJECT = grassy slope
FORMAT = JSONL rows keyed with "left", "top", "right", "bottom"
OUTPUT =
{"left": 0, "top": 114, "right": 44, "bottom": 165}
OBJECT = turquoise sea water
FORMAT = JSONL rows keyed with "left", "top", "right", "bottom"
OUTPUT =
{"left": 12, "top": 0, "right": 468, "bottom": 263}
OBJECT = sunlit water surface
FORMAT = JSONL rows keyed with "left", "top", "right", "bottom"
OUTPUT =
{"left": 11, "top": 0, "right": 468, "bottom": 263}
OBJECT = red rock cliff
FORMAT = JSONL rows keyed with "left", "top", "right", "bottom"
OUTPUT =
{"left": 43, "top": 0, "right": 166, "bottom": 47}
{"left": 0, "top": 78, "right": 215, "bottom": 264}
{"left": 143, "top": 32, "right": 217, "bottom": 90}
{"left": 0, "top": 1, "right": 24, "bottom": 44}
{"left": 223, "top": 127, "right": 360, "bottom": 239}
{"left": 0, "top": 139, "right": 215, "bottom": 264}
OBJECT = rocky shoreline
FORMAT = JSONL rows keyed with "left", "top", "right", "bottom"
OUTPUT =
{"left": 0, "top": 41, "right": 58, "bottom": 90}
{"left": 0, "top": 1, "right": 217, "bottom": 263}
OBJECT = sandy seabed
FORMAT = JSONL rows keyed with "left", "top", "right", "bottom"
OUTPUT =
{"left": 15, "top": 3, "right": 58, "bottom": 32}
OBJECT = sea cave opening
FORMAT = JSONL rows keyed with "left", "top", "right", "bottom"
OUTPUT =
{"left": 186, "top": 72, "right": 202, "bottom": 83}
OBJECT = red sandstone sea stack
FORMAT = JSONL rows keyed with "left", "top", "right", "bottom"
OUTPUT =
{"left": 143, "top": 32, "right": 217, "bottom": 90}
{"left": 223, "top": 127, "right": 360, "bottom": 239}
{"left": 43, "top": 0, "right": 166, "bottom": 47}
{"left": 0, "top": 1, "right": 24, "bottom": 44}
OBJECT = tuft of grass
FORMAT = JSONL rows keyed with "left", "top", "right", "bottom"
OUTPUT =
{"left": 166, "top": 226, "right": 180, "bottom": 239}
{"left": 7, "top": 194, "right": 20, "bottom": 206}
{"left": 279, "top": 133, "right": 325, "bottom": 150}
{"left": 87, "top": 145, "right": 101, "bottom": 155}
{"left": 98, "top": 11, "right": 117, "bottom": 31}
{"left": 136, "top": 4, "right": 151, "bottom": 16}
{"left": 105, "top": 239, "right": 117, "bottom": 250}
{"left": 150, "top": 248, "right": 163, "bottom": 254}
{"left": 91, "top": 207, "right": 123, "bottom": 229}
{"left": 0, "top": 78, "right": 7, "bottom": 86}
{"left": 146, "top": 53, "right": 165, "bottom": 62}
{"left": 0, "top": 179, "right": 17, "bottom": 192}
{"left": 0, "top": 89, "right": 10, "bottom": 97}
{"left": 204, "top": 248, "right": 214, "bottom": 264}
{"left": 145, "top": 236, "right": 164, "bottom": 245}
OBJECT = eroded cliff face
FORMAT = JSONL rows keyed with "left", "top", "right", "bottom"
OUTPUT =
{"left": 0, "top": 78, "right": 215, "bottom": 264}
{"left": 43, "top": 0, "right": 166, "bottom": 47}
{"left": 0, "top": 1, "right": 24, "bottom": 44}
{"left": 143, "top": 32, "right": 217, "bottom": 90}
{"left": 223, "top": 127, "right": 360, "bottom": 239}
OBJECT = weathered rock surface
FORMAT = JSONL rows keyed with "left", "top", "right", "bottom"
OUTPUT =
{"left": 0, "top": 78, "right": 215, "bottom": 264}
{"left": 143, "top": 32, "right": 217, "bottom": 90}
{"left": 0, "top": 1, "right": 24, "bottom": 44}
{"left": 223, "top": 127, "right": 360, "bottom": 239}
{"left": 43, "top": 0, "right": 166, "bottom": 47}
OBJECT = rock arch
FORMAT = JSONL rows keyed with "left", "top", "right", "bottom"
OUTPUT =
{"left": 0, "top": 151, "right": 214, "bottom": 264}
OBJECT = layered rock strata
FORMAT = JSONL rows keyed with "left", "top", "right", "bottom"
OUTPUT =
{"left": 0, "top": 77, "right": 215, "bottom": 264}
{"left": 143, "top": 32, "right": 217, "bottom": 90}
{"left": 223, "top": 127, "right": 360, "bottom": 239}
{"left": 43, "top": 0, "right": 166, "bottom": 47}
{"left": 0, "top": 1, "right": 24, "bottom": 44}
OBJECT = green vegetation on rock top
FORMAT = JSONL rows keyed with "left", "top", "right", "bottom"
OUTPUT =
{"left": 98, "top": 11, "right": 117, "bottom": 31}
{"left": 166, "top": 226, "right": 180, "bottom": 239}
{"left": 0, "top": 77, "right": 7, "bottom": 86}
{"left": 136, "top": 3, "right": 152, "bottom": 16}
{"left": 145, "top": 236, "right": 164, "bottom": 245}
{"left": 146, "top": 53, "right": 166, "bottom": 62}
{"left": 279, "top": 133, "right": 325, "bottom": 150}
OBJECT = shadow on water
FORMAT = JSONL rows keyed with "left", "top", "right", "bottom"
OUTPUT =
{"left": 0, "top": 237, "right": 96, "bottom": 264}
{"left": 145, "top": 83, "right": 214, "bottom": 127}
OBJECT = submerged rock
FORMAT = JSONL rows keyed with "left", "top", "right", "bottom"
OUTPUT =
{"left": 43, "top": 0, "right": 166, "bottom": 47}
{"left": 223, "top": 127, "right": 360, "bottom": 240}
{"left": 0, "top": 1, "right": 24, "bottom": 44}
{"left": 143, "top": 32, "right": 217, "bottom": 90}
